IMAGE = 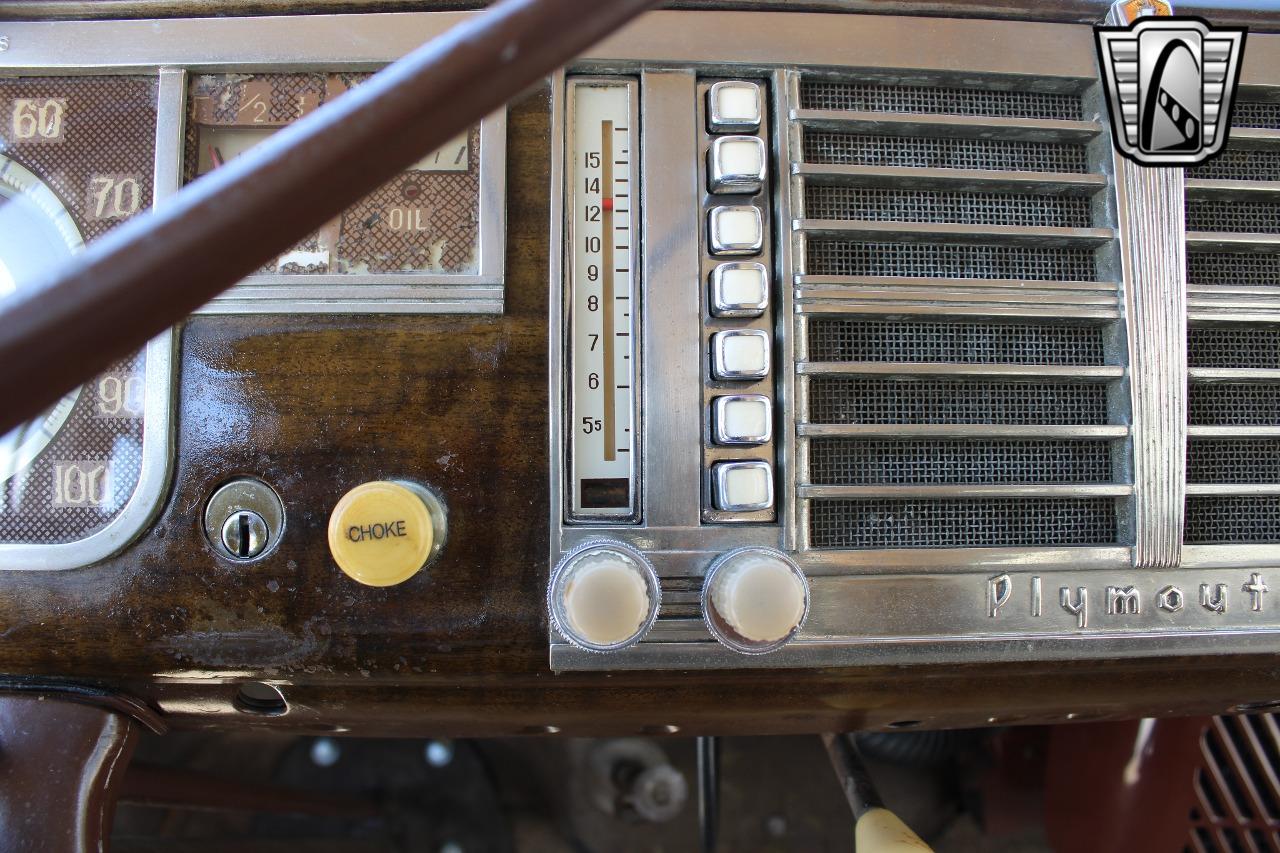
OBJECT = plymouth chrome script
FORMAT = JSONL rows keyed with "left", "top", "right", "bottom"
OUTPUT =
{"left": 988, "top": 572, "right": 1271, "bottom": 629}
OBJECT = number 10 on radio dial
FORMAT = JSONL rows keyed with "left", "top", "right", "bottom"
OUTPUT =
{"left": 567, "top": 79, "right": 638, "bottom": 520}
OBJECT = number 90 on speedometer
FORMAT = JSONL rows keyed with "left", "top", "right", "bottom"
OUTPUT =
{"left": 566, "top": 79, "right": 639, "bottom": 521}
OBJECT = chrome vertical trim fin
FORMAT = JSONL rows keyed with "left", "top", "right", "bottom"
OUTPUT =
{"left": 155, "top": 68, "right": 186, "bottom": 199}
{"left": 776, "top": 69, "right": 801, "bottom": 552}
{"left": 548, "top": 70, "right": 567, "bottom": 558}
{"left": 1114, "top": 155, "right": 1187, "bottom": 568}
{"left": 1106, "top": 0, "right": 1186, "bottom": 571}
{"left": 641, "top": 71, "right": 702, "bottom": 528}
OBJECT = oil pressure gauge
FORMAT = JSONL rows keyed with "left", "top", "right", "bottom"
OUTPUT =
{"left": 566, "top": 79, "right": 639, "bottom": 521}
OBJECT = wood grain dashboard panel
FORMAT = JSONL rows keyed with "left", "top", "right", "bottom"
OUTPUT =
{"left": 0, "top": 71, "right": 1279, "bottom": 736}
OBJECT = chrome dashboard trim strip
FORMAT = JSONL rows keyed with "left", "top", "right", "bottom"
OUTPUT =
{"left": 640, "top": 71, "right": 703, "bottom": 529}
{"left": 789, "top": 109, "right": 1104, "bottom": 143}
{"left": 0, "top": 12, "right": 1100, "bottom": 80}
{"left": 776, "top": 68, "right": 801, "bottom": 553}
{"left": 795, "top": 219, "right": 1117, "bottom": 247}
{"left": 1, "top": 11, "right": 1273, "bottom": 83}
{"left": 556, "top": 567, "right": 1280, "bottom": 671}
{"left": 798, "top": 424, "right": 1131, "bottom": 439}
{"left": 798, "top": 484, "right": 1134, "bottom": 499}
{"left": 794, "top": 363, "right": 1125, "bottom": 380}
{"left": 794, "top": 163, "right": 1110, "bottom": 195}
{"left": 547, "top": 71, "right": 567, "bottom": 561}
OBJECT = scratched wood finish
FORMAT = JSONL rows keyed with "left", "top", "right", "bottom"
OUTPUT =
{"left": 0, "top": 81, "right": 1279, "bottom": 737}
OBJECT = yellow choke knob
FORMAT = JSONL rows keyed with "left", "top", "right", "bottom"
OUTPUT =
{"left": 856, "top": 807, "right": 934, "bottom": 852}
{"left": 327, "top": 481, "right": 443, "bottom": 587}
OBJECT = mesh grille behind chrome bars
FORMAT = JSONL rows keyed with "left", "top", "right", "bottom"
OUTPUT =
{"left": 788, "top": 75, "right": 1127, "bottom": 553}
{"left": 1185, "top": 99, "right": 1280, "bottom": 545}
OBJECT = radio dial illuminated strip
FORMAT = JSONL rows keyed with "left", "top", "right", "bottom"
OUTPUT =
{"left": 567, "top": 79, "right": 639, "bottom": 520}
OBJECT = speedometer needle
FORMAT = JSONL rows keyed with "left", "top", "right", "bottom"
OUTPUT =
{"left": 208, "top": 145, "right": 225, "bottom": 169}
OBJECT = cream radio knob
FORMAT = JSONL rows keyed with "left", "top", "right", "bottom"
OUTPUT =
{"left": 549, "top": 541, "right": 660, "bottom": 652}
{"left": 703, "top": 548, "right": 809, "bottom": 654}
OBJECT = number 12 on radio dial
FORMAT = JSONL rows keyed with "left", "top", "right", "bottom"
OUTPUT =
{"left": 567, "top": 79, "right": 639, "bottom": 521}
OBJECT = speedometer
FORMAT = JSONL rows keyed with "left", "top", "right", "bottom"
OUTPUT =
{"left": 0, "top": 74, "right": 171, "bottom": 571}
{"left": 0, "top": 155, "right": 83, "bottom": 484}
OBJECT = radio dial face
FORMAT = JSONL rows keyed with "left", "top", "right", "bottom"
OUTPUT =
{"left": 565, "top": 79, "right": 640, "bottom": 521}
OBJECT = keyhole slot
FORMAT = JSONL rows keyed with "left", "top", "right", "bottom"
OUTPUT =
{"left": 204, "top": 479, "right": 283, "bottom": 564}
{"left": 237, "top": 512, "right": 251, "bottom": 557}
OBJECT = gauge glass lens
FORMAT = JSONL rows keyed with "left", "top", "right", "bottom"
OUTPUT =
{"left": 0, "top": 156, "right": 83, "bottom": 484}
{"left": 187, "top": 73, "right": 481, "bottom": 275}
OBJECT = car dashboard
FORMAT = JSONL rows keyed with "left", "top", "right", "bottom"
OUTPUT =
{"left": 1, "top": 2, "right": 1280, "bottom": 736}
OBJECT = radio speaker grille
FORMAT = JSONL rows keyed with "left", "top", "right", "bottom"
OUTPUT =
{"left": 804, "top": 186, "right": 1092, "bottom": 228}
{"left": 1189, "top": 327, "right": 1280, "bottom": 369}
{"left": 809, "top": 498, "right": 1117, "bottom": 549}
{"left": 1186, "top": 200, "right": 1280, "bottom": 235}
{"left": 1228, "top": 101, "right": 1280, "bottom": 130}
{"left": 809, "top": 379, "right": 1110, "bottom": 426}
{"left": 1189, "top": 148, "right": 1280, "bottom": 182}
{"left": 792, "top": 75, "right": 1120, "bottom": 552}
{"left": 1186, "top": 497, "right": 1280, "bottom": 544}
{"left": 810, "top": 439, "right": 1112, "bottom": 485}
{"left": 805, "top": 241, "right": 1097, "bottom": 281}
{"left": 1189, "top": 382, "right": 1280, "bottom": 427}
{"left": 1187, "top": 440, "right": 1280, "bottom": 484}
{"left": 807, "top": 320, "right": 1106, "bottom": 365}
{"left": 1188, "top": 252, "right": 1280, "bottom": 287}
{"left": 803, "top": 131, "right": 1088, "bottom": 173}
{"left": 799, "top": 79, "right": 1084, "bottom": 120}
{"left": 1184, "top": 101, "right": 1280, "bottom": 544}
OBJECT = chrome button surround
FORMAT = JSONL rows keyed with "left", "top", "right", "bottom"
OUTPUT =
{"left": 708, "top": 205, "right": 763, "bottom": 256}
{"left": 711, "top": 329, "right": 771, "bottom": 380}
{"left": 708, "top": 135, "right": 767, "bottom": 194}
{"left": 707, "top": 80, "right": 762, "bottom": 132}
{"left": 712, "top": 394, "right": 773, "bottom": 445}
{"left": 710, "top": 261, "right": 769, "bottom": 317}
{"left": 711, "top": 460, "right": 775, "bottom": 512}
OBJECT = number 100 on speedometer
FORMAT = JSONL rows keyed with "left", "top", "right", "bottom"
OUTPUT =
{"left": 567, "top": 79, "right": 638, "bottom": 521}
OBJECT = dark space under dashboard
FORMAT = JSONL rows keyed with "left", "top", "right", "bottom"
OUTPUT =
{"left": 3, "top": 6, "right": 1280, "bottom": 738}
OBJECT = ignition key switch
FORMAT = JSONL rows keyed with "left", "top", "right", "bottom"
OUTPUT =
{"left": 204, "top": 478, "right": 285, "bottom": 562}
